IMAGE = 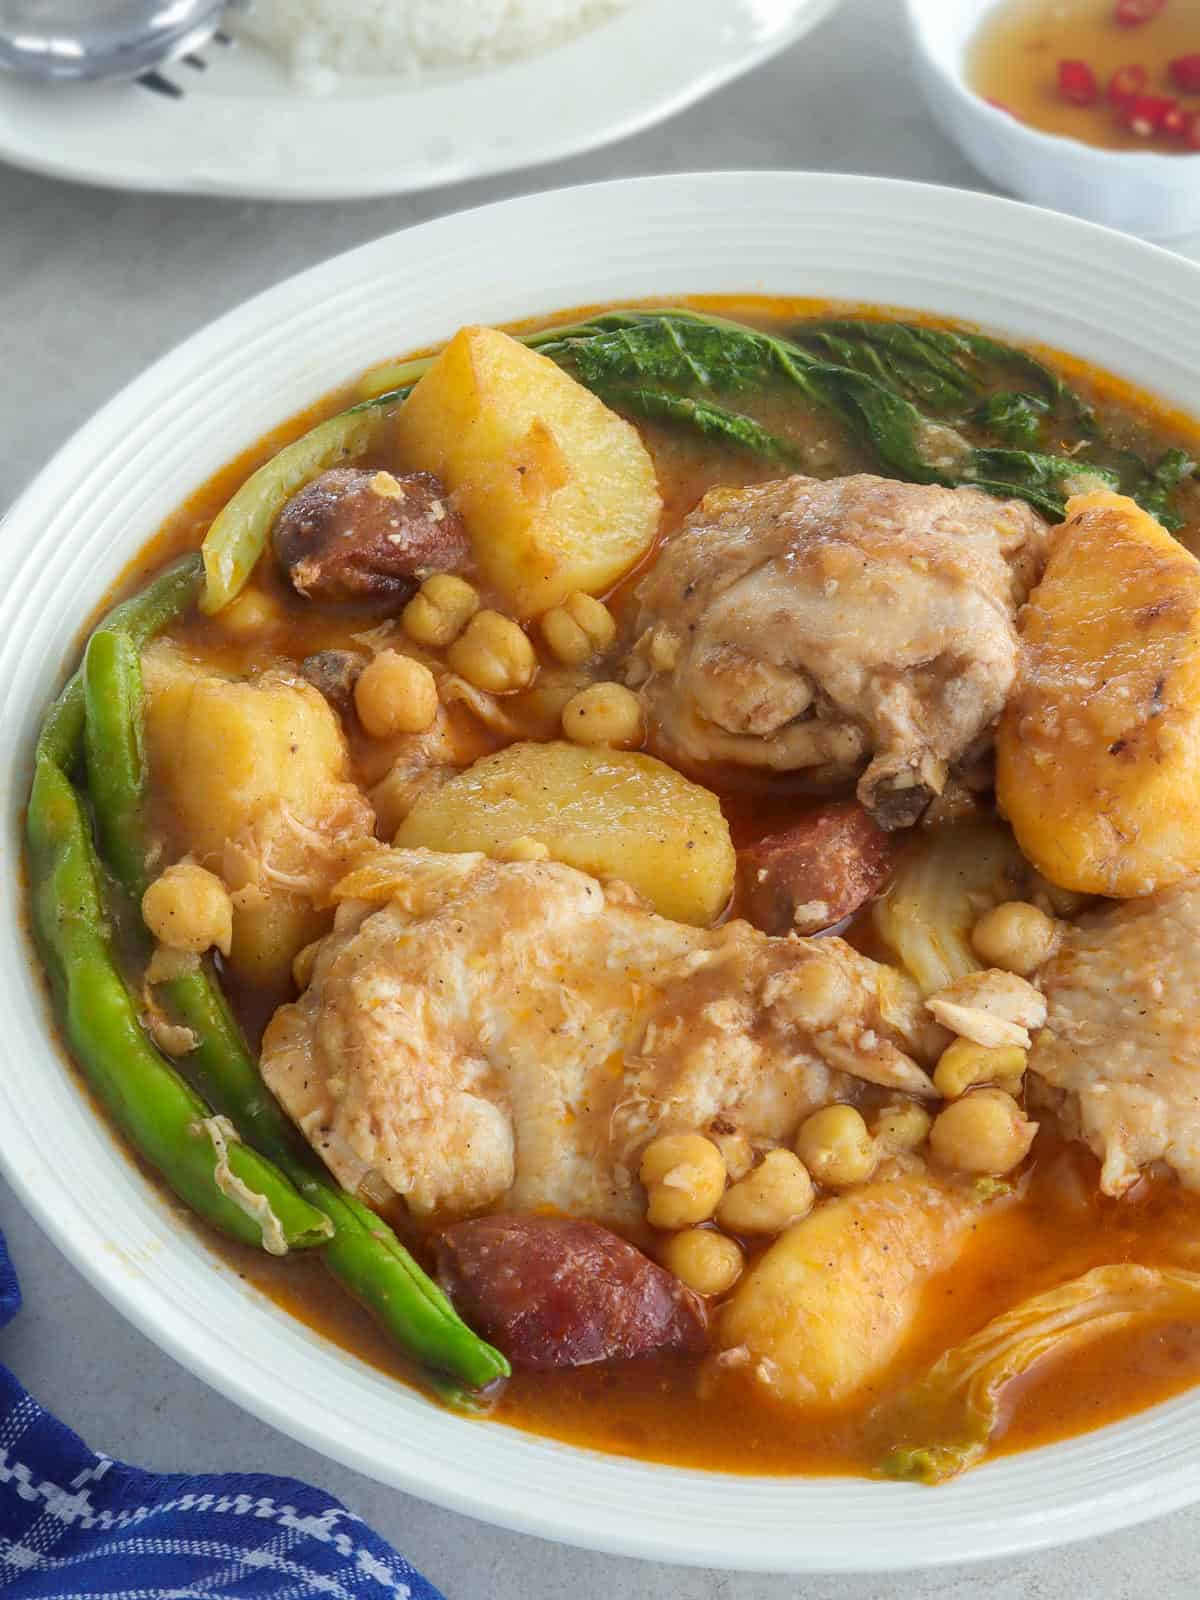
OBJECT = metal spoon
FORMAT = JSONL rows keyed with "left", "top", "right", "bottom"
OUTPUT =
{"left": 0, "top": 1, "right": 243, "bottom": 84}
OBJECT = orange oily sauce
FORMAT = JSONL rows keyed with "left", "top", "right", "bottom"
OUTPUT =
{"left": 969, "top": 0, "right": 1200, "bottom": 151}
{"left": 68, "top": 294, "right": 1200, "bottom": 1476}
{"left": 232, "top": 1136, "right": 1200, "bottom": 1475}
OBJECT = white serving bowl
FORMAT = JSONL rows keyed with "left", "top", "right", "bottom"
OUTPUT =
{"left": 906, "top": 0, "right": 1200, "bottom": 239}
{"left": 3, "top": 173, "right": 1200, "bottom": 1574}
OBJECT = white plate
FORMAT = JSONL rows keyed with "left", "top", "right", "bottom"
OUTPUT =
{"left": 0, "top": 0, "right": 842, "bottom": 200}
{"left": 4, "top": 173, "right": 1200, "bottom": 1573}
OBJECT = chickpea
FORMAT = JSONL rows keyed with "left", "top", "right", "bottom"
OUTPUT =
{"left": 402, "top": 574, "right": 480, "bottom": 648}
{"left": 661, "top": 1229, "right": 744, "bottom": 1296}
{"left": 971, "top": 901, "right": 1060, "bottom": 977}
{"left": 716, "top": 1149, "right": 814, "bottom": 1236}
{"left": 929, "top": 1088, "right": 1038, "bottom": 1177}
{"left": 447, "top": 610, "right": 537, "bottom": 694}
{"left": 795, "top": 1105, "right": 877, "bottom": 1188}
{"left": 292, "top": 938, "right": 321, "bottom": 991}
{"left": 561, "top": 682, "right": 643, "bottom": 749}
{"left": 540, "top": 592, "right": 617, "bottom": 665}
{"left": 640, "top": 1133, "right": 727, "bottom": 1229}
{"left": 142, "top": 863, "right": 233, "bottom": 957}
{"left": 933, "top": 1038, "right": 1027, "bottom": 1100}
{"left": 872, "top": 1101, "right": 933, "bottom": 1152}
{"left": 222, "top": 589, "right": 280, "bottom": 635}
{"left": 354, "top": 650, "right": 439, "bottom": 739}
{"left": 708, "top": 1126, "right": 754, "bottom": 1182}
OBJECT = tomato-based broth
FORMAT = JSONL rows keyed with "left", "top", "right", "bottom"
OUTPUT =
{"left": 38, "top": 296, "right": 1200, "bottom": 1481}
{"left": 229, "top": 1135, "right": 1200, "bottom": 1474}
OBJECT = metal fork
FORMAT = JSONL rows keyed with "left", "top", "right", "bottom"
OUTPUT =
{"left": 0, "top": 1, "right": 251, "bottom": 98}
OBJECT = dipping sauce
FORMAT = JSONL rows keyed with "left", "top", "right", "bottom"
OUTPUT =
{"left": 969, "top": 0, "right": 1200, "bottom": 152}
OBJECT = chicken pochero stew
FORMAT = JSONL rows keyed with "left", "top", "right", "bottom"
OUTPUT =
{"left": 29, "top": 299, "right": 1200, "bottom": 1483}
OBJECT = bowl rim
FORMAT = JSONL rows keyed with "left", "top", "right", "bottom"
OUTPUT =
{"left": 903, "top": 0, "right": 1200, "bottom": 168}
{"left": 6, "top": 170, "right": 1200, "bottom": 1574}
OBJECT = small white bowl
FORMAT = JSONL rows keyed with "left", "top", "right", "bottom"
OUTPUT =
{"left": 906, "top": 0, "right": 1200, "bottom": 239}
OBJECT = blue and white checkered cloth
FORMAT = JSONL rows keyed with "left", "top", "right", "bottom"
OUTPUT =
{"left": 0, "top": 1232, "right": 445, "bottom": 1599}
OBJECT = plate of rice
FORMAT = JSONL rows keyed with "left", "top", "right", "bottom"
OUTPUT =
{"left": 0, "top": 0, "right": 845, "bottom": 200}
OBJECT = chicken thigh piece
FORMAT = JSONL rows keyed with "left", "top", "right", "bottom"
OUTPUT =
{"left": 259, "top": 848, "right": 937, "bottom": 1225}
{"left": 1028, "top": 882, "right": 1200, "bottom": 1196}
{"left": 626, "top": 475, "right": 1048, "bottom": 827}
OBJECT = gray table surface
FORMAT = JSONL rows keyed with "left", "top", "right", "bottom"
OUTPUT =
{"left": 5, "top": 1, "right": 1200, "bottom": 1594}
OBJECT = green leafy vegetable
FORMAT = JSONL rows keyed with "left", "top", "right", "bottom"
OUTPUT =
{"left": 1131, "top": 448, "right": 1197, "bottom": 532}
{"left": 875, "top": 1264, "right": 1200, "bottom": 1484}
{"left": 538, "top": 310, "right": 1177, "bottom": 525}
{"left": 969, "top": 392, "right": 1049, "bottom": 447}
{"left": 245, "top": 307, "right": 1194, "bottom": 608}
{"left": 793, "top": 319, "right": 1095, "bottom": 426}
{"left": 592, "top": 385, "right": 800, "bottom": 463}
{"left": 965, "top": 449, "right": 1119, "bottom": 519}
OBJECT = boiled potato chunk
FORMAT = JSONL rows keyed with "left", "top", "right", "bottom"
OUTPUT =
{"left": 394, "top": 740, "right": 733, "bottom": 925}
{"left": 718, "top": 1177, "right": 974, "bottom": 1405}
{"left": 393, "top": 326, "right": 661, "bottom": 617}
{"left": 142, "top": 643, "right": 373, "bottom": 984}
{"left": 997, "top": 491, "right": 1200, "bottom": 897}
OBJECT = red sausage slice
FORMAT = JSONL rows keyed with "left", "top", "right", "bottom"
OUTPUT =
{"left": 274, "top": 467, "right": 470, "bottom": 603}
{"left": 437, "top": 1214, "right": 708, "bottom": 1371}
{"left": 734, "top": 799, "right": 898, "bottom": 936}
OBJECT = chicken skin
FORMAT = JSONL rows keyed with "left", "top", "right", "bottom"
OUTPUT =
{"left": 625, "top": 475, "right": 1048, "bottom": 827}
{"left": 1029, "top": 882, "right": 1200, "bottom": 1196}
{"left": 260, "top": 848, "right": 937, "bottom": 1225}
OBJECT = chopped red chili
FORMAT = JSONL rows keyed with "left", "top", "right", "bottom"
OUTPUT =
{"left": 1122, "top": 92, "right": 1179, "bottom": 135}
{"left": 1108, "top": 64, "right": 1149, "bottom": 105}
{"left": 1169, "top": 55, "right": 1200, "bottom": 93}
{"left": 1058, "top": 59, "right": 1099, "bottom": 106}
{"left": 1113, "top": 0, "right": 1167, "bottom": 24}
{"left": 1162, "top": 101, "right": 1188, "bottom": 136}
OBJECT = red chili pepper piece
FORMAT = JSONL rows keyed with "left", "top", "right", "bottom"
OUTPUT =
{"left": 1058, "top": 59, "right": 1099, "bottom": 105}
{"left": 1169, "top": 55, "right": 1200, "bottom": 92}
{"left": 1184, "top": 111, "right": 1200, "bottom": 149}
{"left": 1114, "top": 0, "right": 1167, "bottom": 25}
{"left": 1123, "top": 93, "right": 1178, "bottom": 135}
{"left": 1162, "top": 101, "right": 1188, "bottom": 135}
{"left": 1108, "top": 64, "right": 1149, "bottom": 104}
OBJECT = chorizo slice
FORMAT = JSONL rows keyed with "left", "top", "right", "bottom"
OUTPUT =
{"left": 436, "top": 1214, "right": 708, "bottom": 1370}
{"left": 735, "top": 800, "right": 898, "bottom": 936}
{"left": 274, "top": 467, "right": 470, "bottom": 602}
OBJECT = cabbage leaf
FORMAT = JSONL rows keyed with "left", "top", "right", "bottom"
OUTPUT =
{"left": 872, "top": 818, "right": 1028, "bottom": 997}
{"left": 875, "top": 1263, "right": 1200, "bottom": 1484}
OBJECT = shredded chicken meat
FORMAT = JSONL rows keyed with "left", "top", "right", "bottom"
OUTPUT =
{"left": 259, "top": 848, "right": 938, "bottom": 1224}
{"left": 1029, "top": 882, "right": 1200, "bottom": 1196}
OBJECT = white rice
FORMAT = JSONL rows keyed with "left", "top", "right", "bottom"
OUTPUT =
{"left": 238, "top": 0, "right": 636, "bottom": 85}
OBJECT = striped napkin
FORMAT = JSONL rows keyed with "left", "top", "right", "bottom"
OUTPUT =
{"left": 0, "top": 1232, "right": 445, "bottom": 1599}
